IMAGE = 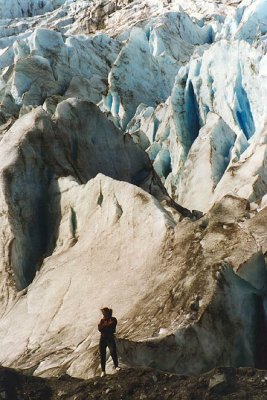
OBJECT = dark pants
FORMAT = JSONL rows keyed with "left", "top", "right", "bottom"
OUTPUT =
{"left": 99, "top": 336, "right": 118, "bottom": 372}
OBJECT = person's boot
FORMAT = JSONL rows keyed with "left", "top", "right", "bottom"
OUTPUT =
{"left": 101, "top": 371, "right": 106, "bottom": 377}
{"left": 115, "top": 367, "right": 121, "bottom": 371}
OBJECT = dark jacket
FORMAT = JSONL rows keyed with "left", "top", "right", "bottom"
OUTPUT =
{"left": 98, "top": 317, "right": 117, "bottom": 338}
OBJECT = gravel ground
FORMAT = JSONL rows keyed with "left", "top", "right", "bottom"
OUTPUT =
{"left": 0, "top": 365, "right": 267, "bottom": 400}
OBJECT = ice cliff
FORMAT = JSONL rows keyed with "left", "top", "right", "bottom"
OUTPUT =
{"left": 0, "top": 0, "right": 265, "bottom": 379}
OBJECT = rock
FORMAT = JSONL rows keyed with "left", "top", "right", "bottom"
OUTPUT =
{"left": 139, "top": 394, "right": 147, "bottom": 399}
{"left": 57, "top": 390, "right": 67, "bottom": 397}
{"left": 208, "top": 373, "right": 228, "bottom": 394}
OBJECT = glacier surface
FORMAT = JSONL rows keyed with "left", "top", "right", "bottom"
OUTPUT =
{"left": 0, "top": 0, "right": 264, "bottom": 211}
{"left": 0, "top": 0, "right": 265, "bottom": 380}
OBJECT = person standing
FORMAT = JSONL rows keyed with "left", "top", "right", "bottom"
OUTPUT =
{"left": 98, "top": 307, "right": 121, "bottom": 377}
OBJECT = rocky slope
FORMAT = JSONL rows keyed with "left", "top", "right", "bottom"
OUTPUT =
{"left": 0, "top": 0, "right": 265, "bottom": 385}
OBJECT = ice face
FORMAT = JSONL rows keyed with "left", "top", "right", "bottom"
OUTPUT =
{"left": 0, "top": 0, "right": 266, "bottom": 213}
{"left": 124, "top": 36, "right": 267, "bottom": 210}
{"left": 219, "top": 0, "right": 267, "bottom": 43}
{"left": 101, "top": 11, "right": 212, "bottom": 129}
{"left": 0, "top": 0, "right": 66, "bottom": 18}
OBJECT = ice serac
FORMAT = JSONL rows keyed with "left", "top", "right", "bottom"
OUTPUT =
{"left": 0, "top": 184, "right": 265, "bottom": 377}
{"left": 116, "top": 196, "right": 267, "bottom": 374}
{"left": 220, "top": 0, "right": 267, "bottom": 43}
{"left": 177, "top": 113, "right": 236, "bottom": 212}
{"left": 184, "top": 40, "right": 264, "bottom": 140}
{"left": 132, "top": 36, "right": 267, "bottom": 209}
{"left": 0, "top": 173, "right": 176, "bottom": 377}
{"left": 102, "top": 11, "right": 211, "bottom": 129}
{"left": 0, "top": 98, "right": 170, "bottom": 293}
{"left": 0, "top": 27, "right": 120, "bottom": 118}
{"left": 213, "top": 126, "right": 267, "bottom": 206}
{"left": 0, "top": 0, "right": 65, "bottom": 18}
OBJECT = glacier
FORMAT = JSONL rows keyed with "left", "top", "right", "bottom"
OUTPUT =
{"left": 0, "top": 0, "right": 66, "bottom": 19}
{"left": 0, "top": 0, "right": 264, "bottom": 212}
{"left": 0, "top": 0, "right": 265, "bottom": 381}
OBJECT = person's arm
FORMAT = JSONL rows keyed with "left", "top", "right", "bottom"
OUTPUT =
{"left": 98, "top": 319, "right": 107, "bottom": 332}
{"left": 98, "top": 318, "right": 117, "bottom": 334}
{"left": 108, "top": 317, "right": 117, "bottom": 334}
